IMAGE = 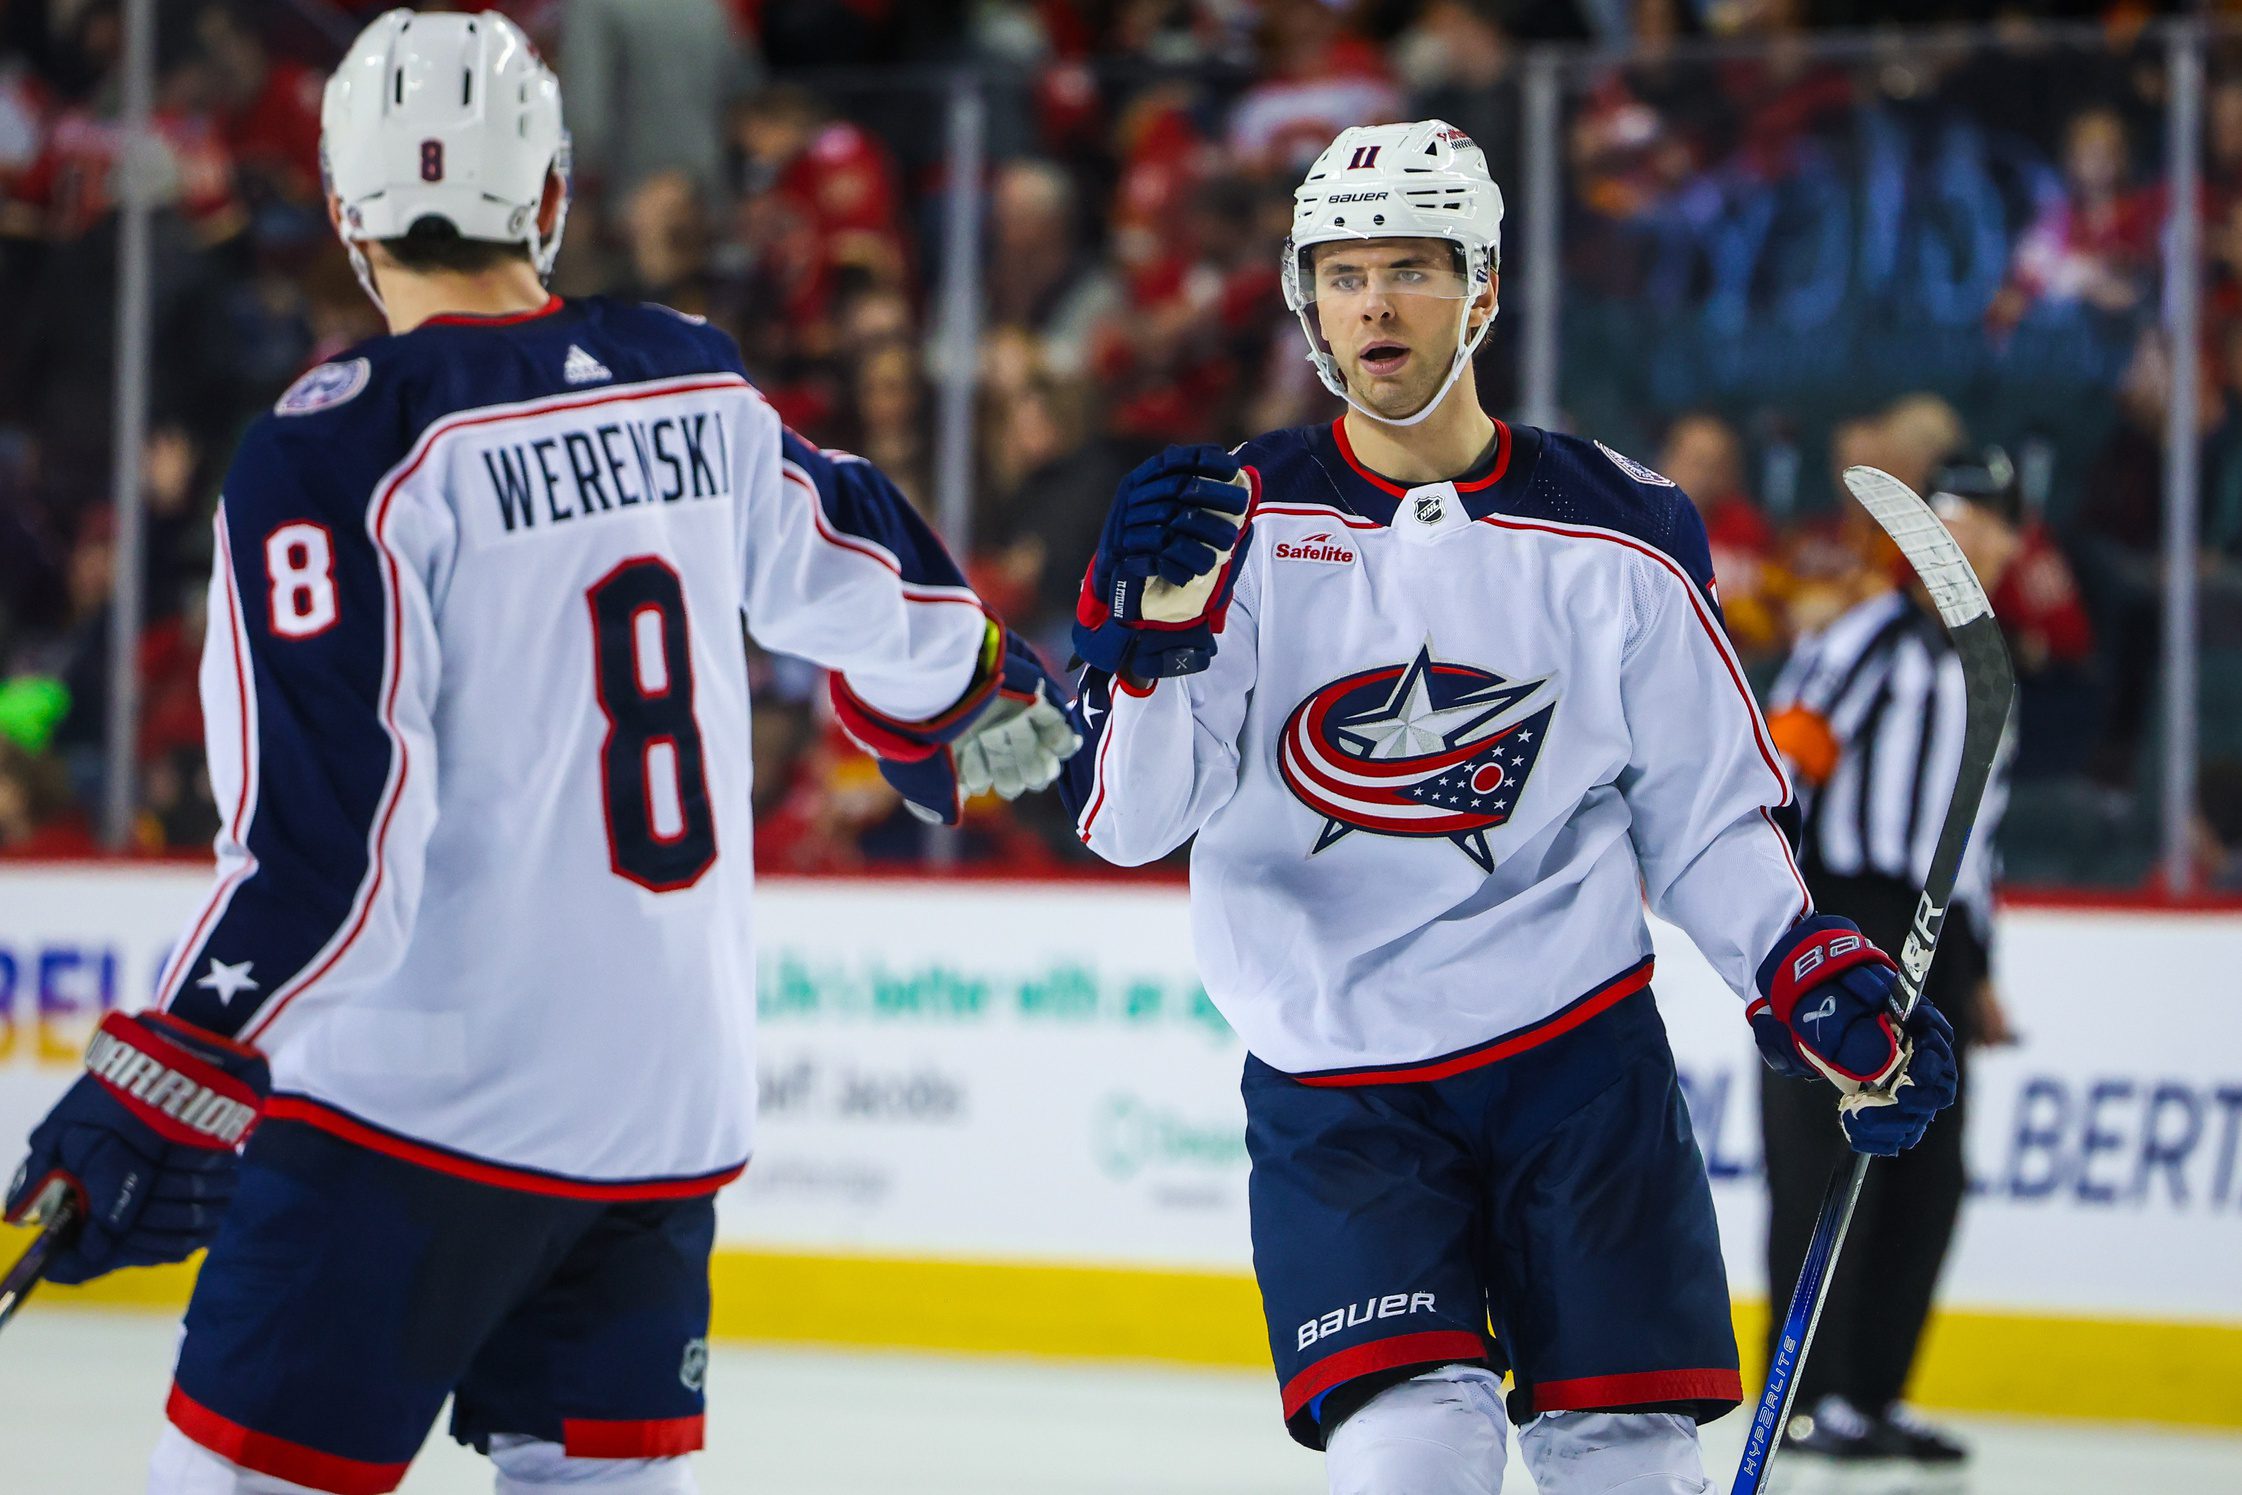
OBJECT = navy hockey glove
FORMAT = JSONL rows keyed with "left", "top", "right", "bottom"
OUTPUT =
{"left": 1752, "top": 915, "right": 1908, "bottom": 1088}
{"left": 1073, "top": 445, "right": 1254, "bottom": 680}
{"left": 1837, "top": 1003, "right": 1958, "bottom": 1156}
{"left": 1751, "top": 915, "right": 1956, "bottom": 1155}
{"left": 5, "top": 1010, "right": 268, "bottom": 1284}
{"left": 833, "top": 624, "right": 1082, "bottom": 826}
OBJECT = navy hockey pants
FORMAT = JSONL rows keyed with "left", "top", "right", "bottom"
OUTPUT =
{"left": 1245, "top": 982, "right": 1741, "bottom": 1448}
{"left": 165, "top": 1119, "right": 714, "bottom": 1493}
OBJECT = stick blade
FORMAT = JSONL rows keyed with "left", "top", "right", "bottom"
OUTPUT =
{"left": 1840, "top": 466, "right": 1991, "bottom": 632}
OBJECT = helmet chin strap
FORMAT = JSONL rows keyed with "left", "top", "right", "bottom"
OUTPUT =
{"left": 343, "top": 236, "right": 386, "bottom": 315}
{"left": 1327, "top": 298, "right": 1497, "bottom": 431}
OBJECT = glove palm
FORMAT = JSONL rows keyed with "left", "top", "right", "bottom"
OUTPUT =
{"left": 1074, "top": 445, "right": 1254, "bottom": 680}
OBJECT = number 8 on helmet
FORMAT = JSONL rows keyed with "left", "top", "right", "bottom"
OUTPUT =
{"left": 320, "top": 9, "right": 569, "bottom": 311}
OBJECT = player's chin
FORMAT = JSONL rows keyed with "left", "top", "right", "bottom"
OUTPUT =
{"left": 1349, "top": 374, "right": 1440, "bottom": 422}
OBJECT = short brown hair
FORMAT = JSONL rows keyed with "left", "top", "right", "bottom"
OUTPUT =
{"left": 378, "top": 216, "right": 531, "bottom": 274}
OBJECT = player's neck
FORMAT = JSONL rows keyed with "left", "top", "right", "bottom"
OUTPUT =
{"left": 1340, "top": 378, "right": 1497, "bottom": 488}
{"left": 376, "top": 261, "right": 553, "bottom": 336}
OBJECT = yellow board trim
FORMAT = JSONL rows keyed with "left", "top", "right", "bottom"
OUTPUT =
{"left": 14, "top": 1235, "right": 2239, "bottom": 1429}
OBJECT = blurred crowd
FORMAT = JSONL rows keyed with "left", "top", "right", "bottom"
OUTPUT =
{"left": 2, "top": 0, "right": 2241, "bottom": 887}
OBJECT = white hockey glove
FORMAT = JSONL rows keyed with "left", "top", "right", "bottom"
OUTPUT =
{"left": 831, "top": 624, "right": 1083, "bottom": 826}
{"left": 951, "top": 680, "right": 1083, "bottom": 805}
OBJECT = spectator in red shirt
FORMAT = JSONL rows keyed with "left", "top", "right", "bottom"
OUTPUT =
{"left": 10, "top": 102, "right": 242, "bottom": 243}
{"left": 1659, "top": 411, "right": 1774, "bottom": 567}
{"left": 1657, "top": 411, "right": 1787, "bottom": 662}
{"left": 1996, "top": 522, "right": 2095, "bottom": 677}
{"left": 0, "top": 51, "right": 50, "bottom": 195}
{"left": 1927, "top": 446, "right": 2095, "bottom": 782}
{"left": 7, "top": 20, "right": 246, "bottom": 249}
{"left": 195, "top": 0, "right": 324, "bottom": 207}
{"left": 733, "top": 84, "right": 910, "bottom": 324}
{"left": 1991, "top": 106, "right": 2159, "bottom": 336}
{"left": 1228, "top": 0, "right": 1400, "bottom": 176}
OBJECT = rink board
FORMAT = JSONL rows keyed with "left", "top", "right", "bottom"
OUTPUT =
{"left": 3, "top": 865, "right": 2239, "bottom": 1427}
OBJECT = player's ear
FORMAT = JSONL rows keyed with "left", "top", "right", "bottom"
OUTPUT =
{"left": 538, "top": 168, "right": 566, "bottom": 238}
{"left": 326, "top": 191, "right": 389, "bottom": 289}
{"left": 1470, "top": 272, "right": 1499, "bottom": 331}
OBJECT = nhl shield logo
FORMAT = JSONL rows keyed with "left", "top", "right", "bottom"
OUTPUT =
{"left": 1278, "top": 642, "right": 1555, "bottom": 871}
{"left": 1413, "top": 493, "right": 1445, "bottom": 524}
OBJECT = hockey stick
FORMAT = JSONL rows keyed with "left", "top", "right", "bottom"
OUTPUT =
{"left": 0, "top": 1179, "right": 78, "bottom": 1337}
{"left": 1730, "top": 466, "right": 2015, "bottom": 1495}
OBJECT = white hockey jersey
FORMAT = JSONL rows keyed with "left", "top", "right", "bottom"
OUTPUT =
{"left": 1069, "top": 418, "right": 1812, "bottom": 1081}
{"left": 154, "top": 296, "right": 991, "bottom": 1194}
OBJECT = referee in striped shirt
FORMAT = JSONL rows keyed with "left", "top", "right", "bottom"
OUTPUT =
{"left": 1759, "top": 449, "right": 2020, "bottom": 1468}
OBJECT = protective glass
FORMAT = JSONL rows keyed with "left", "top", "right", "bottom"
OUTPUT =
{"left": 1296, "top": 254, "right": 1475, "bottom": 388}
{"left": 1305, "top": 258, "right": 1472, "bottom": 305}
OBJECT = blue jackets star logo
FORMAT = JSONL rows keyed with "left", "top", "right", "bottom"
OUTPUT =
{"left": 194, "top": 957, "right": 260, "bottom": 1006}
{"left": 1277, "top": 642, "right": 1556, "bottom": 871}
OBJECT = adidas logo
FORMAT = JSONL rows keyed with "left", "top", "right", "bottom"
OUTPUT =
{"left": 563, "top": 344, "right": 612, "bottom": 385}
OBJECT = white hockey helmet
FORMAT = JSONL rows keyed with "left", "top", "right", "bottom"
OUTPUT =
{"left": 1282, "top": 120, "right": 1504, "bottom": 427}
{"left": 322, "top": 9, "right": 568, "bottom": 308}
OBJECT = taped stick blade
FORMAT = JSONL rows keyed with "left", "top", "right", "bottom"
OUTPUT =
{"left": 1840, "top": 466, "right": 1992, "bottom": 632}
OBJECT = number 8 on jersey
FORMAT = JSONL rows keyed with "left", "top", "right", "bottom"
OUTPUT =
{"left": 586, "top": 555, "right": 717, "bottom": 892}
{"left": 265, "top": 522, "right": 338, "bottom": 639}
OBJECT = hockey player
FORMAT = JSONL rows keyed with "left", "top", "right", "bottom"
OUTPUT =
{"left": 4, "top": 12, "right": 1077, "bottom": 1494}
{"left": 1063, "top": 120, "right": 1959, "bottom": 1495}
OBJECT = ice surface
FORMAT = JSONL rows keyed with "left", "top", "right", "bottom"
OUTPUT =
{"left": 6, "top": 1309, "right": 2238, "bottom": 1494}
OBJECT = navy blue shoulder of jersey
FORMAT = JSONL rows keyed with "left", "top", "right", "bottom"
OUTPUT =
{"left": 1234, "top": 424, "right": 1359, "bottom": 515}
{"left": 774, "top": 426, "right": 972, "bottom": 596}
{"left": 1234, "top": 420, "right": 1532, "bottom": 531}
{"left": 381, "top": 295, "right": 749, "bottom": 423}
{"left": 1494, "top": 429, "right": 1718, "bottom": 602}
{"left": 1237, "top": 419, "right": 1717, "bottom": 608}
{"left": 241, "top": 296, "right": 752, "bottom": 511}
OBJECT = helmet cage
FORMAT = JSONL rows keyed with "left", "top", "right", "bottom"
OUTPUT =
{"left": 1282, "top": 119, "right": 1504, "bottom": 428}
{"left": 1282, "top": 232, "right": 1497, "bottom": 429}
